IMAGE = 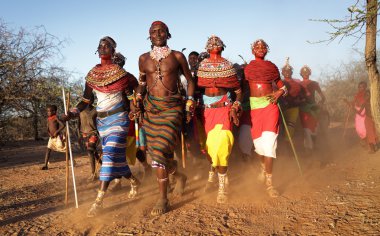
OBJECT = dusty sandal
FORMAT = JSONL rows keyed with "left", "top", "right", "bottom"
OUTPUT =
{"left": 150, "top": 199, "right": 169, "bottom": 216}
{"left": 87, "top": 202, "right": 103, "bottom": 217}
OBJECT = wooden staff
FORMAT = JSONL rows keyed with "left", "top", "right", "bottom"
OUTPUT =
{"left": 278, "top": 104, "right": 303, "bottom": 176}
{"left": 181, "top": 130, "right": 186, "bottom": 169}
{"left": 65, "top": 92, "right": 70, "bottom": 205}
{"left": 62, "top": 87, "right": 79, "bottom": 208}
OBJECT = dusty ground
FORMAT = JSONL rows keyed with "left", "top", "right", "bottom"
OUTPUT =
{"left": 0, "top": 125, "right": 379, "bottom": 236}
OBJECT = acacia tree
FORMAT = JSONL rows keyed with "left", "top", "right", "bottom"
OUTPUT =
{"left": 313, "top": 0, "right": 380, "bottom": 130}
{"left": 0, "top": 20, "right": 75, "bottom": 141}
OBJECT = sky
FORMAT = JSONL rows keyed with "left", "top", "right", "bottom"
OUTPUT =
{"left": 0, "top": 0, "right": 373, "bottom": 83}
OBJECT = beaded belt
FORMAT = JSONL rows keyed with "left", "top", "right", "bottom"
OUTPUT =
{"left": 203, "top": 101, "right": 230, "bottom": 109}
{"left": 97, "top": 106, "right": 126, "bottom": 118}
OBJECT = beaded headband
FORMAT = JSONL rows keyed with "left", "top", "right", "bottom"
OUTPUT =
{"left": 99, "top": 36, "right": 117, "bottom": 49}
{"left": 150, "top": 21, "right": 171, "bottom": 39}
{"left": 300, "top": 65, "right": 312, "bottom": 75}
{"left": 251, "top": 39, "right": 269, "bottom": 51}
{"left": 205, "top": 35, "right": 226, "bottom": 51}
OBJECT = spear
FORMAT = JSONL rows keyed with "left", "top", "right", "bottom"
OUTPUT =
{"left": 62, "top": 87, "right": 79, "bottom": 208}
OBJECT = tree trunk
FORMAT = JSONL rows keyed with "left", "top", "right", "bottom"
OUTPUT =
{"left": 365, "top": 0, "right": 380, "bottom": 131}
{"left": 33, "top": 111, "right": 39, "bottom": 140}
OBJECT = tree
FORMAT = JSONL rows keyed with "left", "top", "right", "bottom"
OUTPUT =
{"left": 312, "top": 0, "right": 380, "bottom": 130}
{"left": 0, "top": 19, "right": 77, "bottom": 142}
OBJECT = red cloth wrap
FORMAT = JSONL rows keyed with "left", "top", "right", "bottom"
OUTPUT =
{"left": 198, "top": 76, "right": 239, "bottom": 88}
{"left": 250, "top": 103, "right": 280, "bottom": 139}
{"left": 354, "top": 91, "right": 365, "bottom": 107}
{"left": 202, "top": 95, "right": 232, "bottom": 134}
{"left": 244, "top": 60, "right": 280, "bottom": 84}
{"left": 299, "top": 111, "right": 318, "bottom": 133}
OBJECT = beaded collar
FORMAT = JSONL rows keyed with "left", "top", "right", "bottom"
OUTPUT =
{"left": 150, "top": 46, "right": 172, "bottom": 61}
{"left": 85, "top": 64, "right": 127, "bottom": 87}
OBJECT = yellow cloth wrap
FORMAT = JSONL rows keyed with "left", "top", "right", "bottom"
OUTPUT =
{"left": 47, "top": 136, "right": 66, "bottom": 152}
{"left": 206, "top": 124, "right": 234, "bottom": 167}
{"left": 126, "top": 136, "right": 137, "bottom": 165}
{"left": 249, "top": 96, "right": 270, "bottom": 109}
{"left": 284, "top": 107, "right": 299, "bottom": 139}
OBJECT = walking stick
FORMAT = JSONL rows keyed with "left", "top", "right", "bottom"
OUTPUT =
{"left": 181, "top": 130, "right": 186, "bottom": 169}
{"left": 278, "top": 104, "right": 303, "bottom": 176}
{"left": 65, "top": 92, "right": 70, "bottom": 206}
{"left": 62, "top": 87, "right": 79, "bottom": 208}
{"left": 135, "top": 101, "right": 140, "bottom": 148}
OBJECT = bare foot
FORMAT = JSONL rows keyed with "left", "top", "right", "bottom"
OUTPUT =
{"left": 173, "top": 173, "right": 187, "bottom": 196}
{"left": 266, "top": 186, "right": 279, "bottom": 198}
{"left": 150, "top": 198, "right": 169, "bottom": 216}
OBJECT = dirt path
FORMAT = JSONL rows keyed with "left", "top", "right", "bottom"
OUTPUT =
{"left": 0, "top": 128, "right": 379, "bottom": 235}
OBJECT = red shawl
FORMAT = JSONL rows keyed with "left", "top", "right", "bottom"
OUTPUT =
{"left": 244, "top": 60, "right": 280, "bottom": 84}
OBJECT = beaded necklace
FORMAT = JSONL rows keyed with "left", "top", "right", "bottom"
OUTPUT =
{"left": 148, "top": 46, "right": 178, "bottom": 94}
{"left": 150, "top": 46, "right": 172, "bottom": 61}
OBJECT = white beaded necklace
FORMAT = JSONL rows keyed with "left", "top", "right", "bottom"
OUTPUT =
{"left": 150, "top": 46, "right": 172, "bottom": 61}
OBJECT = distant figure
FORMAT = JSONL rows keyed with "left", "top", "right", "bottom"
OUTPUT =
{"left": 299, "top": 65, "right": 326, "bottom": 155}
{"left": 281, "top": 58, "right": 305, "bottom": 139}
{"left": 78, "top": 94, "right": 101, "bottom": 180}
{"left": 41, "top": 105, "right": 66, "bottom": 170}
{"left": 345, "top": 81, "right": 379, "bottom": 153}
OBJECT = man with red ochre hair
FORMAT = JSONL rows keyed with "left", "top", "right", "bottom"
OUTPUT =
{"left": 197, "top": 35, "right": 241, "bottom": 204}
{"left": 244, "top": 39, "right": 287, "bottom": 198}
{"left": 136, "top": 21, "right": 195, "bottom": 216}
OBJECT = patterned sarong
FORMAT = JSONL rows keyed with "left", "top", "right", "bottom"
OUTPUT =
{"left": 202, "top": 94, "right": 234, "bottom": 167}
{"left": 97, "top": 102, "right": 131, "bottom": 181}
{"left": 143, "top": 94, "right": 183, "bottom": 167}
{"left": 250, "top": 97, "right": 279, "bottom": 158}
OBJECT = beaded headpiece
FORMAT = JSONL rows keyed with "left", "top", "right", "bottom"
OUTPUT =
{"left": 281, "top": 57, "right": 293, "bottom": 74}
{"left": 300, "top": 65, "right": 312, "bottom": 76}
{"left": 99, "top": 36, "right": 117, "bottom": 49}
{"left": 150, "top": 21, "right": 171, "bottom": 39}
{"left": 205, "top": 35, "right": 226, "bottom": 51}
{"left": 112, "top": 52, "right": 126, "bottom": 68}
{"left": 251, "top": 39, "right": 269, "bottom": 51}
{"left": 198, "top": 52, "right": 210, "bottom": 62}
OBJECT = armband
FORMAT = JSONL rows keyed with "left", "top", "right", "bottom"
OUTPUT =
{"left": 185, "top": 99, "right": 195, "bottom": 112}
{"left": 232, "top": 101, "right": 242, "bottom": 112}
{"left": 81, "top": 97, "right": 91, "bottom": 104}
{"left": 127, "top": 93, "right": 134, "bottom": 101}
{"left": 279, "top": 85, "right": 288, "bottom": 97}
